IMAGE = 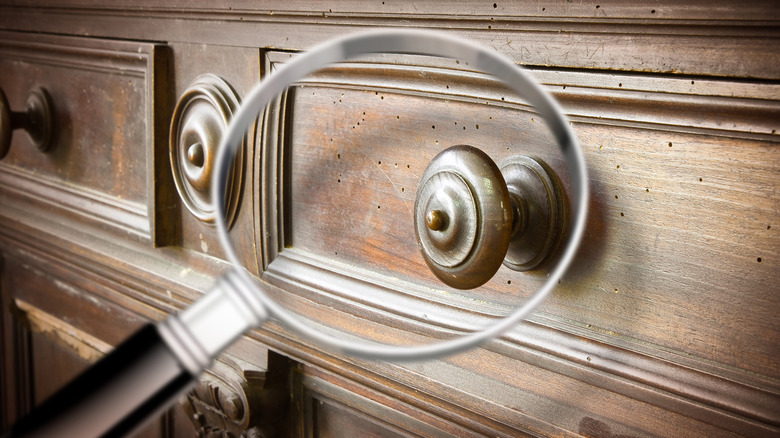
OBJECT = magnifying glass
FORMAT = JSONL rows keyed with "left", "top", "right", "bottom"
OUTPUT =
{"left": 3, "top": 29, "right": 588, "bottom": 438}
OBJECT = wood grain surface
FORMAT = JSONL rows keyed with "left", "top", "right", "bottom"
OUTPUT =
{"left": 1, "top": 1, "right": 778, "bottom": 437}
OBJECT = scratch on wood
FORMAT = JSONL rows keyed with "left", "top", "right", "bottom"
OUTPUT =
{"left": 376, "top": 163, "right": 413, "bottom": 215}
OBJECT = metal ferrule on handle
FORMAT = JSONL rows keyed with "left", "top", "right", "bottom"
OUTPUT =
{"left": 158, "top": 269, "right": 268, "bottom": 376}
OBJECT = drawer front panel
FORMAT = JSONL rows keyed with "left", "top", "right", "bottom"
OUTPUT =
{"left": 0, "top": 32, "right": 171, "bottom": 244}
{"left": 257, "top": 52, "right": 780, "bottom": 434}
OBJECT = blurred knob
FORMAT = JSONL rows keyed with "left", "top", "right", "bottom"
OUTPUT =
{"left": 0, "top": 87, "right": 55, "bottom": 159}
{"left": 169, "top": 74, "right": 244, "bottom": 226}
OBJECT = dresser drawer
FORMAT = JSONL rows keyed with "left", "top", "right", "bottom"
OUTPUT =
{"left": 255, "top": 50, "right": 780, "bottom": 436}
{"left": 0, "top": 31, "right": 171, "bottom": 244}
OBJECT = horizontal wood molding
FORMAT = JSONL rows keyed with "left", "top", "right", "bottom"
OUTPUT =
{"left": 263, "top": 51, "right": 780, "bottom": 139}
{"left": 0, "top": 165, "right": 151, "bottom": 242}
{"left": 265, "top": 251, "right": 780, "bottom": 433}
{"left": 1, "top": 2, "right": 778, "bottom": 79}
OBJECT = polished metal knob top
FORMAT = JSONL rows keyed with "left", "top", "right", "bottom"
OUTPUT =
{"left": 187, "top": 142, "right": 205, "bottom": 167}
{"left": 0, "top": 87, "right": 55, "bottom": 159}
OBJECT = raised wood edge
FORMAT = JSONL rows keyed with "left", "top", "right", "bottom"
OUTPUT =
{"left": 267, "top": 251, "right": 780, "bottom": 431}
{"left": 0, "top": 30, "right": 175, "bottom": 246}
{"left": 0, "top": 165, "right": 151, "bottom": 242}
{"left": 13, "top": 299, "right": 112, "bottom": 363}
{"left": 255, "top": 51, "right": 780, "bottom": 435}
{"left": 266, "top": 53, "right": 780, "bottom": 140}
{"left": 1, "top": 3, "right": 779, "bottom": 79}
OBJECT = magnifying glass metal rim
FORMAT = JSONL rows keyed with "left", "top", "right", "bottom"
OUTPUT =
{"left": 213, "top": 28, "right": 589, "bottom": 361}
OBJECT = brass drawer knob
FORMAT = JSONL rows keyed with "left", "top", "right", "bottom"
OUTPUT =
{"left": 415, "top": 145, "right": 566, "bottom": 289}
{"left": 0, "top": 87, "right": 55, "bottom": 159}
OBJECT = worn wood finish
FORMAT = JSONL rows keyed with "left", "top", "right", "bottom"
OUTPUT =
{"left": 261, "top": 53, "right": 778, "bottom": 374}
{"left": 1, "top": 1, "right": 778, "bottom": 437}
{"left": 0, "top": 31, "right": 175, "bottom": 245}
{"left": 1, "top": 1, "right": 778, "bottom": 80}
{"left": 294, "top": 365, "right": 480, "bottom": 437}
{"left": 255, "top": 32, "right": 779, "bottom": 438}
{"left": 0, "top": 247, "right": 194, "bottom": 437}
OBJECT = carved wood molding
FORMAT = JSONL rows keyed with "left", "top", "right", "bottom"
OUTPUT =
{"left": 0, "top": 2, "right": 778, "bottom": 79}
{"left": 0, "top": 218, "right": 219, "bottom": 335}
{"left": 267, "top": 251, "right": 780, "bottom": 431}
{"left": 264, "top": 51, "right": 780, "bottom": 140}
{"left": 182, "top": 353, "right": 290, "bottom": 438}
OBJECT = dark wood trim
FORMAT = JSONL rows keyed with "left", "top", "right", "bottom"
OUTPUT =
{"left": 1, "top": 3, "right": 779, "bottom": 79}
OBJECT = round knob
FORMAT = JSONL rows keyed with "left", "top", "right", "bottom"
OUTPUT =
{"left": 415, "top": 145, "right": 513, "bottom": 290}
{"left": 170, "top": 74, "right": 244, "bottom": 226}
{"left": 415, "top": 145, "right": 566, "bottom": 289}
{"left": 0, "top": 87, "right": 55, "bottom": 159}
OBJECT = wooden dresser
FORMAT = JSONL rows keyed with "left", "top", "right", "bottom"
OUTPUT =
{"left": 1, "top": 2, "right": 778, "bottom": 437}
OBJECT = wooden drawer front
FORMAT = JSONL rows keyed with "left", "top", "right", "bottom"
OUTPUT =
{"left": 257, "top": 52, "right": 780, "bottom": 435}
{"left": 295, "top": 366, "right": 475, "bottom": 438}
{"left": 0, "top": 32, "right": 170, "bottom": 244}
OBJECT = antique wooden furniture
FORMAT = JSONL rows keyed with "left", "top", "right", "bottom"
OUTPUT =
{"left": 1, "top": 2, "right": 778, "bottom": 437}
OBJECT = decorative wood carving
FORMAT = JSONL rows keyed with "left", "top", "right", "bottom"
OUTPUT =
{"left": 182, "top": 353, "right": 290, "bottom": 438}
{"left": 170, "top": 74, "right": 244, "bottom": 227}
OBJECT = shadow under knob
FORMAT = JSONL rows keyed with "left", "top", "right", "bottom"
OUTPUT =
{"left": 0, "top": 87, "right": 55, "bottom": 159}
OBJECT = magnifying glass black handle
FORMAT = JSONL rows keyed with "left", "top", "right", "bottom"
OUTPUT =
{"left": 1, "top": 324, "right": 196, "bottom": 438}
{"left": 2, "top": 272, "right": 262, "bottom": 438}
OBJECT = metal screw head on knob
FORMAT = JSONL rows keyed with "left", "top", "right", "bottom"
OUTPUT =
{"left": 426, "top": 210, "right": 447, "bottom": 231}
{"left": 415, "top": 145, "right": 567, "bottom": 289}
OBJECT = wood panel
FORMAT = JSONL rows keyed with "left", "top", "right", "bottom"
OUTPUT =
{"left": 256, "top": 50, "right": 780, "bottom": 436}
{"left": 0, "top": 31, "right": 174, "bottom": 245}
{"left": 0, "top": 215, "right": 277, "bottom": 437}
{"left": 294, "top": 365, "right": 479, "bottom": 438}
{"left": 0, "top": 251, "right": 193, "bottom": 437}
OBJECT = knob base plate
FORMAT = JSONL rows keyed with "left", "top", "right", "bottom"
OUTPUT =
{"left": 500, "top": 155, "right": 566, "bottom": 271}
